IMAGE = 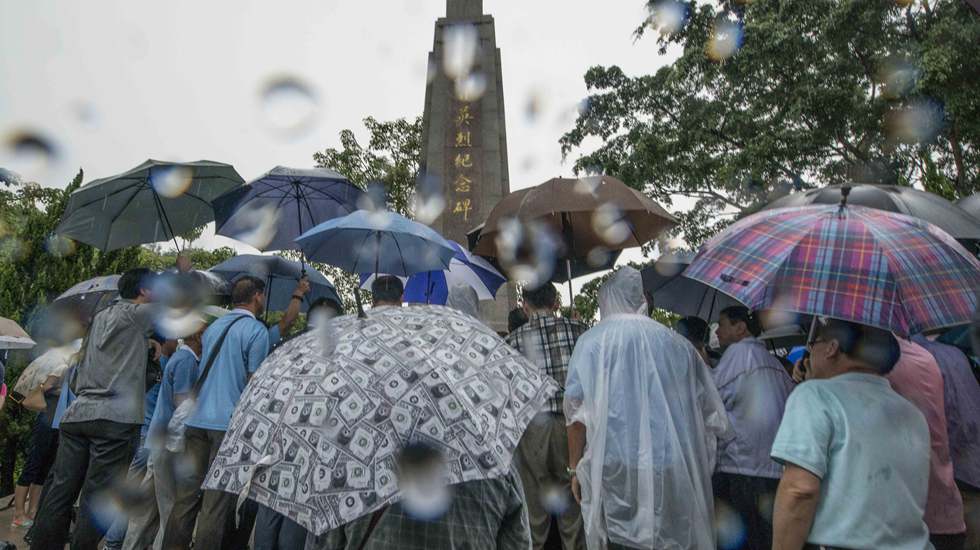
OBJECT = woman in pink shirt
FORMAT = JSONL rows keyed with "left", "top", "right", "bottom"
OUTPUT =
{"left": 888, "top": 338, "right": 967, "bottom": 550}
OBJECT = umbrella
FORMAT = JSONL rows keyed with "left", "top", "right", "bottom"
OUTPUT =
{"left": 640, "top": 251, "right": 743, "bottom": 320}
{"left": 765, "top": 183, "right": 980, "bottom": 250}
{"left": 359, "top": 241, "right": 506, "bottom": 304}
{"left": 52, "top": 274, "right": 121, "bottom": 323}
{"left": 201, "top": 304, "right": 557, "bottom": 535}
{"left": 12, "top": 341, "right": 81, "bottom": 396}
{"left": 685, "top": 194, "right": 980, "bottom": 336}
{"left": 208, "top": 255, "right": 340, "bottom": 313}
{"left": 56, "top": 159, "right": 244, "bottom": 251}
{"left": 213, "top": 166, "right": 363, "bottom": 256}
{"left": 472, "top": 176, "right": 675, "bottom": 298}
{"left": 956, "top": 193, "right": 980, "bottom": 223}
{"left": 0, "top": 317, "right": 36, "bottom": 350}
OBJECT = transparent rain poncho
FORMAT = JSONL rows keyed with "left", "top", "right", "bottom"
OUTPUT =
{"left": 445, "top": 281, "right": 480, "bottom": 319}
{"left": 564, "top": 267, "right": 731, "bottom": 550}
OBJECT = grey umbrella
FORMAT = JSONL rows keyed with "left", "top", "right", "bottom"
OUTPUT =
{"left": 56, "top": 159, "right": 244, "bottom": 251}
{"left": 956, "top": 193, "right": 980, "bottom": 223}
{"left": 641, "top": 251, "right": 743, "bottom": 320}
{"left": 764, "top": 183, "right": 980, "bottom": 250}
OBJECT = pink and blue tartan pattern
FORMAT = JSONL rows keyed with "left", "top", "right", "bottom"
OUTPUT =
{"left": 685, "top": 205, "right": 980, "bottom": 336}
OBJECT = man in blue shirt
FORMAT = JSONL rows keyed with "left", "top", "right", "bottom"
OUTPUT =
{"left": 162, "top": 275, "right": 306, "bottom": 550}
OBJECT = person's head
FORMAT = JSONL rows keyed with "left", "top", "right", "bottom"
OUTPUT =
{"left": 522, "top": 283, "right": 559, "bottom": 314}
{"left": 597, "top": 267, "right": 647, "bottom": 317}
{"left": 716, "top": 306, "right": 762, "bottom": 347}
{"left": 676, "top": 316, "right": 710, "bottom": 350}
{"left": 119, "top": 268, "right": 156, "bottom": 303}
{"left": 807, "top": 318, "right": 900, "bottom": 379}
{"left": 231, "top": 276, "right": 267, "bottom": 316}
{"left": 308, "top": 297, "right": 343, "bottom": 329}
{"left": 508, "top": 307, "right": 529, "bottom": 333}
{"left": 371, "top": 276, "right": 404, "bottom": 307}
{"left": 446, "top": 283, "right": 480, "bottom": 318}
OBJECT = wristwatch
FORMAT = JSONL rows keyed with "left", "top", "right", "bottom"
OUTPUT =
{"left": 291, "top": 294, "right": 304, "bottom": 301}
{"left": 566, "top": 466, "right": 577, "bottom": 478}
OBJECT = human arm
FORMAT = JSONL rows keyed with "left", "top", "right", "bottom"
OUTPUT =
{"left": 567, "top": 422, "right": 586, "bottom": 504}
{"left": 175, "top": 254, "right": 192, "bottom": 273}
{"left": 772, "top": 464, "right": 821, "bottom": 550}
{"left": 278, "top": 277, "right": 311, "bottom": 337}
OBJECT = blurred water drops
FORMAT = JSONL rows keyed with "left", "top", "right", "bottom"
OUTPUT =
{"left": 886, "top": 98, "right": 944, "bottom": 144}
{"left": 877, "top": 58, "right": 919, "bottom": 99}
{"left": 454, "top": 72, "right": 487, "bottom": 102}
{"left": 648, "top": 0, "right": 689, "bottom": 35}
{"left": 398, "top": 441, "right": 452, "bottom": 521}
{"left": 586, "top": 246, "right": 614, "bottom": 268}
{"left": 72, "top": 100, "right": 99, "bottom": 128}
{"left": 155, "top": 307, "right": 206, "bottom": 340}
{"left": 230, "top": 203, "right": 281, "bottom": 250}
{"left": 573, "top": 176, "right": 601, "bottom": 197}
{"left": 592, "top": 203, "right": 632, "bottom": 245}
{"left": 706, "top": 19, "right": 744, "bottom": 61}
{"left": 715, "top": 500, "right": 747, "bottom": 550}
{"left": 0, "top": 167, "right": 23, "bottom": 186}
{"left": 443, "top": 24, "right": 479, "bottom": 81}
{"left": 151, "top": 165, "right": 194, "bottom": 199}
{"left": 524, "top": 91, "right": 543, "bottom": 123}
{"left": 259, "top": 76, "right": 320, "bottom": 139}
{"left": 577, "top": 98, "right": 592, "bottom": 117}
{"left": 495, "top": 219, "right": 559, "bottom": 288}
{"left": 46, "top": 233, "right": 77, "bottom": 258}
{"left": 0, "top": 236, "right": 28, "bottom": 263}
{"left": 541, "top": 481, "right": 571, "bottom": 515}
{"left": 358, "top": 182, "right": 390, "bottom": 226}
{"left": 3, "top": 129, "right": 60, "bottom": 180}
{"left": 426, "top": 58, "right": 438, "bottom": 84}
{"left": 520, "top": 156, "right": 537, "bottom": 174}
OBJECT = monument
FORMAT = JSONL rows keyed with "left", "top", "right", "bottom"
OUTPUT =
{"left": 420, "top": 0, "right": 515, "bottom": 331}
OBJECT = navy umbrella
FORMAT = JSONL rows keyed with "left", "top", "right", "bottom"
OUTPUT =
{"left": 640, "top": 251, "right": 743, "bottom": 321}
{"left": 213, "top": 166, "right": 364, "bottom": 257}
{"left": 208, "top": 255, "right": 340, "bottom": 313}
{"left": 56, "top": 159, "right": 244, "bottom": 251}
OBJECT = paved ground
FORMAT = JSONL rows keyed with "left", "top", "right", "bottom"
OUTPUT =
{"left": 0, "top": 497, "right": 31, "bottom": 547}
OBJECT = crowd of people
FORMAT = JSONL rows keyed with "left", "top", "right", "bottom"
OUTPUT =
{"left": 3, "top": 261, "right": 980, "bottom": 550}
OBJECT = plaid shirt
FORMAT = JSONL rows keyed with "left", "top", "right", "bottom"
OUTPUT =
{"left": 308, "top": 472, "right": 530, "bottom": 550}
{"left": 506, "top": 313, "right": 588, "bottom": 414}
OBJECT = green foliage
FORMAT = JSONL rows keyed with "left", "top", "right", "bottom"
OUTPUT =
{"left": 561, "top": 0, "right": 980, "bottom": 247}
{"left": 311, "top": 116, "right": 424, "bottom": 311}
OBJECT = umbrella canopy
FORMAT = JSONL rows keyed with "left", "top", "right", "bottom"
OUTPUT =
{"left": 685, "top": 202, "right": 980, "bottom": 336}
{"left": 956, "top": 193, "right": 980, "bottom": 223}
{"left": 0, "top": 317, "right": 36, "bottom": 350}
{"left": 208, "top": 255, "right": 339, "bottom": 313}
{"left": 360, "top": 241, "right": 506, "bottom": 304}
{"left": 766, "top": 183, "right": 980, "bottom": 249}
{"left": 55, "top": 159, "right": 244, "bottom": 251}
{"left": 13, "top": 340, "right": 81, "bottom": 395}
{"left": 202, "top": 305, "right": 557, "bottom": 535}
{"left": 296, "top": 210, "right": 456, "bottom": 276}
{"left": 640, "top": 251, "right": 743, "bottom": 320}
{"left": 213, "top": 166, "right": 363, "bottom": 252}
{"left": 53, "top": 274, "right": 120, "bottom": 323}
{"left": 472, "top": 176, "right": 676, "bottom": 259}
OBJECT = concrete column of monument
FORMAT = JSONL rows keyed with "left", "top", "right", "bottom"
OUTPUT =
{"left": 419, "top": 0, "right": 516, "bottom": 332}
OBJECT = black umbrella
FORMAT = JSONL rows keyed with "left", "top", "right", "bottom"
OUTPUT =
{"left": 765, "top": 183, "right": 980, "bottom": 250}
{"left": 640, "top": 251, "right": 743, "bottom": 320}
{"left": 56, "top": 159, "right": 244, "bottom": 251}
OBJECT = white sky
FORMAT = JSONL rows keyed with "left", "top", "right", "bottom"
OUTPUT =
{"left": 1, "top": 0, "right": 679, "bottom": 293}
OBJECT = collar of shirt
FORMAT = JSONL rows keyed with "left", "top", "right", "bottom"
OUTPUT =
{"left": 231, "top": 308, "right": 256, "bottom": 319}
{"left": 177, "top": 343, "right": 200, "bottom": 361}
{"left": 527, "top": 311, "right": 556, "bottom": 321}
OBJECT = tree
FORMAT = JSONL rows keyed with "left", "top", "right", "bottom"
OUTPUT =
{"left": 561, "top": 0, "right": 980, "bottom": 247}
{"left": 309, "top": 116, "right": 424, "bottom": 311}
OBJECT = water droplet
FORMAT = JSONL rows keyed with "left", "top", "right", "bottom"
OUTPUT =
{"left": 886, "top": 98, "right": 944, "bottom": 144}
{"left": 877, "top": 58, "right": 919, "bottom": 99}
{"left": 648, "top": 1, "right": 688, "bottom": 35}
{"left": 72, "top": 100, "right": 99, "bottom": 128}
{"left": 715, "top": 500, "right": 747, "bottom": 550}
{"left": 592, "top": 203, "right": 632, "bottom": 245}
{"left": 706, "top": 19, "right": 743, "bottom": 61}
{"left": 46, "top": 234, "right": 77, "bottom": 258}
{"left": 520, "top": 156, "right": 537, "bottom": 174}
{"left": 412, "top": 175, "right": 446, "bottom": 225}
{"left": 259, "top": 76, "right": 320, "bottom": 139}
{"left": 228, "top": 203, "right": 281, "bottom": 250}
{"left": 454, "top": 72, "right": 487, "bottom": 102}
{"left": 397, "top": 441, "right": 452, "bottom": 521}
{"left": 443, "top": 24, "right": 479, "bottom": 81}
{"left": 0, "top": 236, "right": 28, "bottom": 263}
{"left": 494, "top": 219, "right": 559, "bottom": 288}
{"left": 586, "top": 246, "right": 614, "bottom": 268}
{"left": 577, "top": 98, "right": 592, "bottom": 117}
{"left": 151, "top": 165, "right": 194, "bottom": 199}
{"left": 540, "top": 480, "right": 570, "bottom": 515}
{"left": 426, "top": 58, "right": 438, "bottom": 84}
{"left": 524, "top": 91, "right": 543, "bottom": 123}
{"left": 2, "top": 130, "right": 59, "bottom": 182}
{"left": 573, "top": 176, "right": 601, "bottom": 197}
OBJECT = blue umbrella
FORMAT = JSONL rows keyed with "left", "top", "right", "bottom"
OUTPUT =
{"left": 212, "top": 166, "right": 363, "bottom": 254}
{"left": 208, "top": 254, "right": 340, "bottom": 313}
{"left": 360, "top": 241, "right": 506, "bottom": 304}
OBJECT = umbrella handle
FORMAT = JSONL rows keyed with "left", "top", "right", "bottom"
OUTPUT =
{"left": 566, "top": 259, "right": 574, "bottom": 312}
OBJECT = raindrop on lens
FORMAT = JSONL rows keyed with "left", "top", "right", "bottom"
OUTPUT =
{"left": 715, "top": 500, "right": 747, "bottom": 550}
{"left": 45, "top": 233, "right": 77, "bottom": 258}
{"left": 2, "top": 130, "right": 59, "bottom": 180}
{"left": 151, "top": 165, "right": 194, "bottom": 199}
{"left": 877, "top": 58, "right": 919, "bottom": 99}
{"left": 587, "top": 246, "right": 613, "bottom": 268}
{"left": 524, "top": 91, "right": 543, "bottom": 123}
{"left": 443, "top": 24, "right": 479, "bottom": 81}
{"left": 886, "top": 99, "right": 944, "bottom": 144}
{"left": 259, "top": 76, "right": 320, "bottom": 139}
{"left": 541, "top": 481, "right": 570, "bottom": 515}
{"left": 648, "top": 0, "right": 688, "bottom": 35}
{"left": 454, "top": 72, "right": 487, "bottom": 102}
{"left": 230, "top": 203, "right": 281, "bottom": 250}
{"left": 706, "top": 20, "right": 743, "bottom": 61}
{"left": 398, "top": 441, "right": 452, "bottom": 521}
{"left": 592, "top": 203, "right": 632, "bottom": 245}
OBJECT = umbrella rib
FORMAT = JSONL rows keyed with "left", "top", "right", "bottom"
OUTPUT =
{"left": 296, "top": 184, "right": 321, "bottom": 231}
{"left": 390, "top": 233, "right": 409, "bottom": 276}
{"left": 353, "top": 230, "right": 376, "bottom": 275}
{"left": 98, "top": 182, "right": 150, "bottom": 249}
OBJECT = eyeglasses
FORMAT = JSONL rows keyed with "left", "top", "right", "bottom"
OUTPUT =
{"left": 807, "top": 338, "right": 826, "bottom": 350}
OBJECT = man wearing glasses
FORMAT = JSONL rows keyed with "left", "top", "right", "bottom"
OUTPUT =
{"left": 770, "top": 318, "right": 932, "bottom": 550}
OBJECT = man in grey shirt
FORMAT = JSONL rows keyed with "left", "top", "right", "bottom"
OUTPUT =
{"left": 31, "top": 268, "right": 159, "bottom": 550}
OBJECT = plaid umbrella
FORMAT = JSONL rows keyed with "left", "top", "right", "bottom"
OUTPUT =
{"left": 685, "top": 204, "right": 980, "bottom": 336}
{"left": 201, "top": 305, "right": 557, "bottom": 535}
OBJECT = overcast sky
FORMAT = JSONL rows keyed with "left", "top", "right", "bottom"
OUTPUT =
{"left": 1, "top": 0, "right": 678, "bottom": 286}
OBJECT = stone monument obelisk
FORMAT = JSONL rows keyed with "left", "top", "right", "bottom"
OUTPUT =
{"left": 420, "top": 0, "right": 515, "bottom": 331}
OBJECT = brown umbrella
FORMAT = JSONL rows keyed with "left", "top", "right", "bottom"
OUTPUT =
{"left": 473, "top": 176, "right": 676, "bottom": 298}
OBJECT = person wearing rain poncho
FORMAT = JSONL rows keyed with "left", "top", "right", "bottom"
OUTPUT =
{"left": 564, "top": 267, "right": 731, "bottom": 550}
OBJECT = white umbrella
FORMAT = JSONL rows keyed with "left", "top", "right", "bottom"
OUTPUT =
{"left": 0, "top": 316, "right": 36, "bottom": 350}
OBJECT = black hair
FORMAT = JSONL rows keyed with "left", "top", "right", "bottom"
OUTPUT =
{"left": 815, "top": 318, "right": 901, "bottom": 375}
{"left": 231, "top": 275, "right": 267, "bottom": 305}
{"left": 720, "top": 305, "right": 762, "bottom": 337}
{"left": 310, "top": 296, "right": 343, "bottom": 315}
{"left": 522, "top": 283, "right": 559, "bottom": 310}
{"left": 118, "top": 268, "right": 155, "bottom": 300}
{"left": 508, "top": 307, "right": 529, "bottom": 333}
{"left": 371, "top": 276, "right": 404, "bottom": 305}
{"left": 676, "top": 316, "right": 710, "bottom": 347}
